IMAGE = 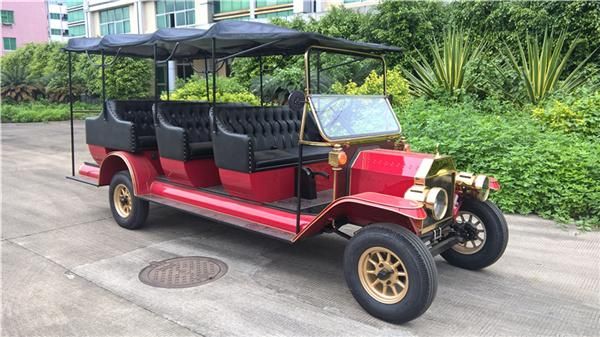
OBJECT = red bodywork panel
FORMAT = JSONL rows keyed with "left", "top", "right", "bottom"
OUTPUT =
{"left": 219, "top": 161, "right": 333, "bottom": 202}
{"left": 160, "top": 157, "right": 221, "bottom": 188}
{"left": 294, "top": 192, "right": 427, "bottom": 241}
{"left": 88, "top": 144, "right": 111, "bottom": 164}
{"left": 350, "top": 149, "right": 433, "bottom": 197}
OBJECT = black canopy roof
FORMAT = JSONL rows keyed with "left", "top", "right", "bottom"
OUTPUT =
{"left": 65, "top": 21, "right": 400, "bottom": 59}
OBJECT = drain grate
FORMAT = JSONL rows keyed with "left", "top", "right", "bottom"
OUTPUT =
{"left": 139, "top": 256, "right": 228, "bottom": 288}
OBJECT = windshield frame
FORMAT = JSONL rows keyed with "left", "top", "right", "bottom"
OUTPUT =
{"left": 305, "top": 94, "right": 402, "bottom": 143}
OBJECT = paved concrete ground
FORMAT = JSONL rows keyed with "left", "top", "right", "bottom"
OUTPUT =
{"left": 2, "top": 121, "right": 599, "bottom": 337}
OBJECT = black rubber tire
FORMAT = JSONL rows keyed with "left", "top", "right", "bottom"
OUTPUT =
{"left": 108, "top": 171, "right": 149, "bottom": 230}
{"left": 441, "top": 199, "right": 509, "bottom": 270}
{"left": 343, "top": 223, "right": 438, "bottom": 324}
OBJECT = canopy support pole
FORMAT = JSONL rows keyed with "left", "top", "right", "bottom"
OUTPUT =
{"left": 68, "top": 51, "right": 75, "bottom": 177}
{"left": 153, "top": 44, "right": 158, "bottom": 102}
{"left": 101, "top": 49, "right": 106, "bottom": 120}
{"left": 259, "top": 56, "right": 263, "bottom": 106}
{"left": 166, "top": 62, "right": 170, "bottom": 101}
{"left": 204, "top": 57, "right": 210, "bottom": 102}
{"left": 211, "top": 38, "right": 217, "bottom": 130}
{"left": 316, "top": 51, "right": 320, "bottom": 94}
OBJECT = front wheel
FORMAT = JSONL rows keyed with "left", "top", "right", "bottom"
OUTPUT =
{"left": 343, "top": 223, "right": 438, "bottom": 324}
{"left": 109, "top": 171, "right": 149, "bottom": 230}
{"left": 441, "top": 198, "right": 508, "bottom": 270}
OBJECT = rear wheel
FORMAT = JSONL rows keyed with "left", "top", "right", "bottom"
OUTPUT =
{"left": 109, "top": 171, "right": 149, "bottom": 229}
{"left": 343, "top": 223, "right": 437, "bottom": 324}
{"left": 441, "top": 198, "right": 508, "bottom": 270}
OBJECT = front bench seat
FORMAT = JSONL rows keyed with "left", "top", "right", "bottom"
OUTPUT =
{"left": 85, "top": 99, "right": 156, "bottom": 152}
{"left": 211, "top": 105, "right": 330, "bottom": 172}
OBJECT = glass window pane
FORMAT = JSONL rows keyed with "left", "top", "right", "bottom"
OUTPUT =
{"left": 123, "top": 20, "right": 130, "bottom": 33}
{"left": 156, "top": 14, "right": 165, "bottom": 28}
{"left": 122, "top": 7, "right": 129, "bottom": 19}
{"left": 115, "top": 22, "right": 123, "bottom": 33}
{"left": 175, "top": 12, "right": 185, "bottom": 26}
{"left": 165, "top": 0, "right": 174, "bottom": 12}
{"left": 186, "top": 10, "right": 195, "bottom": 25}
{"left": 107, "top": 9, "right": 114, "bottom": 21}
{"left": 156, "top": 1, "right": 165, "bottom": 14}
{"left": 309, "top": 95, "right": 400, "bottom": 140}
{"left": 175, "top": 0, "right": 185, "bottom": 11}
{"left": 100, "top": 11, "right": 107, "bottom": 22}
{"left": 114, "top": 8, "right": 122, "bottom": 20}
{"left": 186, "top": 0, "right": 195, "bottom": 10}
{"left": 100, "top": 24, "right": 108, "bottom": 35}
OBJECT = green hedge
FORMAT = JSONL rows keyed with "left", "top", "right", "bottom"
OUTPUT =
{"left": 399, "top": 98, "right": 600, "bottom": 230}
{"left": 0, "top": 102, "right": 101, "bottom": 123}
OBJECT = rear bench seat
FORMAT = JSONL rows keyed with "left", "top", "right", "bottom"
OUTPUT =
{"left": 211, "top": 105, "right": 330, "bottom": 172}
{"left": 85, "top": 100, "right": 156, "bottom": 152}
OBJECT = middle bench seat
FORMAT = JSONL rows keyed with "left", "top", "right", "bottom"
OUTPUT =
{"left": 212, "top": 105, "right": 330, "bottom": 173}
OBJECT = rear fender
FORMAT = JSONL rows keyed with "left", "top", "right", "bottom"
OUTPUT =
{"left": 98, "top": 151, "right": 158, "bottom": 195}
{"left": 293, "top": 192, "right": 427, "bottom": 242}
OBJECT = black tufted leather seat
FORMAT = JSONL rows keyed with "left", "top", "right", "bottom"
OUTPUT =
{"left": 211, "top": 105, "right": 330, "bottom": 172}
{"left": 155, "top": 102, "right": 213, "bottom": 161}
{"left": 85, "top": 100, "right": 156, "bottom": 152}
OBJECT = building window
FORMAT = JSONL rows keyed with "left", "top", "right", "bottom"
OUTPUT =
{"left": 156, "top": 0, "right": 195, "bottom": 28}
{"left": 69, "top": 24, "right": 85, "bottom": 37}
{"left": 99, "top": 6, "right": 130, "bottom": 35}
{"left": 255, "top": 9, "right": 292, "bottom": 19}
{"left": 214, "top": 1, "right": 250, "bottom": 14}
{"left": 51, "top": 28, "right": 63, "bottom": 35}
{"left": 68, "top": 9, "right": 84, "bottom": 22}
{"left": 3, "top": 37, "right": 16, "bottom": 51}
{"left": 50, "top": 13, "right": 61, "bottom": 20}
{"left": 1, "top": 10, "right": 14, "bottom": 25}
{"left": 256, "top": 0, "right": 292, "bottom": 8}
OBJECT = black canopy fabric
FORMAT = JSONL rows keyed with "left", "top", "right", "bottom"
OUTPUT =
{"left": 64, "top": 21, "right": 400, "bottom": 59}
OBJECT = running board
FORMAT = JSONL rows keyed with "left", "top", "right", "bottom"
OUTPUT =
{"left": 140, "top": 194, "right": 295, "bottom": 242}
{"left": 66, "top": 175, "right": 98, "bottom": 186}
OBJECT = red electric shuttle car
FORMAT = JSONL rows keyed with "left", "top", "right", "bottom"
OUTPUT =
{"left": 65, "top": 21, "right": 508, "bottom": 324}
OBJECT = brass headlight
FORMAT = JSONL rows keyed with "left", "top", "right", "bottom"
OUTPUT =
{"left": 404, "top": 185, "right": 449, "bottom": 220}
{"left": 456, "top": 172, "right": 490, "bottom": 201}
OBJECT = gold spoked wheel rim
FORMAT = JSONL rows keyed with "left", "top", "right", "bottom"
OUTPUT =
{"left": 358, "top": 246, "right": 409, "bottom": 304}
{"left": 113, "top": 184, "right": 133, "bottom": 218}
{"left": 452, "top": 211, "right": 486, "bottom": 255}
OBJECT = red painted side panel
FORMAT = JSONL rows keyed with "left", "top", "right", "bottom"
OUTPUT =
{"left": 79, "top": 163, "right": 100, "bottom": 180}
{"left": 160, "top": 158, "right": 221, "bottom": 188}
{"left": 219, "top": 161, "right": 333, "bottom": 203}
{"left": 350, "top": 149, "right": 433, "bottom": 197}
{"left": 88, "top": 145, "right": 110, "bottom": 164}
{"left": 149, "top": 180, "right": 314, "bottom": 233}
{"left": 294, "top": 191, "right": 427, "bottom": 241}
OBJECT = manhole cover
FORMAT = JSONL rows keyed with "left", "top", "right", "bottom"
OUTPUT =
{"left": 139, "top": 256, "right": 227, "bottom": 288}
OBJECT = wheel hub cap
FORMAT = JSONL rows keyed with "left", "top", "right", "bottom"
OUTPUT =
{"left": 358, "top": 247, "right": 409, "bottom": 304}
{"left": 113, "top": 184, "right": 132, "bottom": 218}
{"left": 452, "top": 211, "right": 486, "bottom": 255}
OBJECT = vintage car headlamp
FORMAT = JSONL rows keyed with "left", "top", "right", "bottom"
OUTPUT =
{"left": 404, "top": 185, "right": 449, "bottom": 220}
{"left": 456, "top": 172, "right": 490, "bottom": 201}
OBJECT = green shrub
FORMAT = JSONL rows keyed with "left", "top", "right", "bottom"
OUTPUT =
{"left": 166, "top": 75, "right": 260, "bottom": 106}
{"left": 0, "top": 102, "right": 101, "bottom": 123}
{"left": 399, "top": 98, "right": 600, "bottom": 229}
{"left": 532, "top": 89, "right": 600, "bottom": 139}
{"left": 331, "top": 68, "right": 410, "bottom": 108}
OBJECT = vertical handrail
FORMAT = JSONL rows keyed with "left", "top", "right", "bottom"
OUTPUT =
{"left": 259, "top": 56, "right": 263, "bottom": 106}
{"left": 211, "top": 38, "right": 217, "bottom": 130}
{"left": 204, "top": 57, "right": 210, "bottom": 102}
{"left": 166, "top": 60, "right": 170, "bottom": 101}
{"left": 101, "top": 49, "right": 106, "bottom": 120}
{"left": 316, "top": 51, "right": 320, "bottom": 94}
{"left": 68, "top": 51, "right": 75, "bottom": 176}
{"left": 153, "top": 44, "right": 159, "bottom": 126}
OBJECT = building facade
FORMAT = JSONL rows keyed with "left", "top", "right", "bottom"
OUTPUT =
{"left": 0, "top": 0, "right": 50, "bottom": 56}
{"left": 48, "top": 1, "right": 70, "bottom": 42}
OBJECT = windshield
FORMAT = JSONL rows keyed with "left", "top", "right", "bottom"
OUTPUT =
{"left": 308, "top": 95, "right": 401, "bottom": 141}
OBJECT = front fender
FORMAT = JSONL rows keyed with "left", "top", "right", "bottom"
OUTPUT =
{"left": 293, "top": 192, "right": 427, "bottom": 242}
{"left": 98, "top": 151, "right": 158, "bottom": 195}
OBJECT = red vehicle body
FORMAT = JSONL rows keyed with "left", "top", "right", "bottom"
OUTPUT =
{"left": 65, "top": 21, "right": 508, "bottom": 324}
